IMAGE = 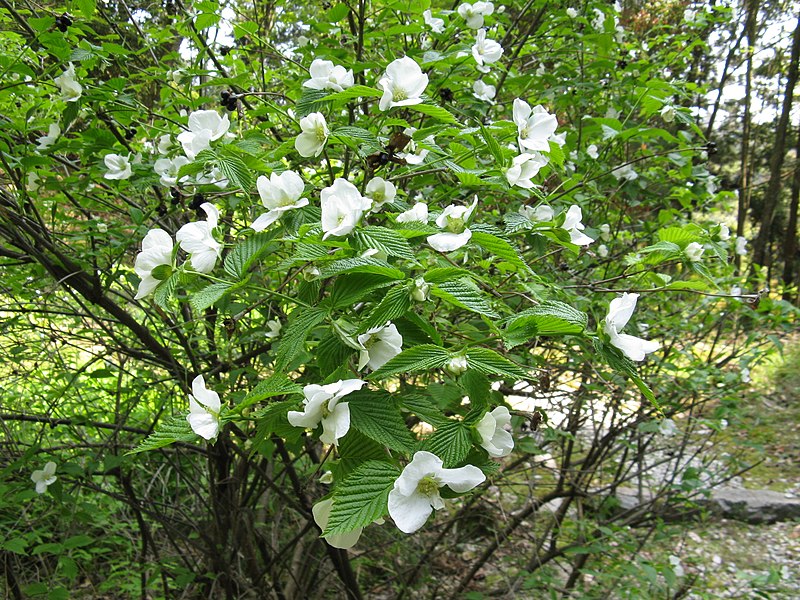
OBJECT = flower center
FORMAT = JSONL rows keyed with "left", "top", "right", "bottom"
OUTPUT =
{"left": 393, "top": 87, "right": 408, "bottom": 102}
{"left": 315, "top": 125, "right": 327, "bottom": 142}
{"left": 445, "top": 216, "right": 465, "bottom": 233}
{"left": 416, "top": 476, "right": 440, "bottom": 497}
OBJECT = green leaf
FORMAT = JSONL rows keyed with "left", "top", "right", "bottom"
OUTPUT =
{"left": 275, "top": 307, "right": 328, "bottom": 370}
{"left": 195, "top": 12, "right": 220, "bottom": 29}
{"left": 352, "top": 226, "right": 415, "bottom": 260}
{"left": 369, "top": 344, "right": 451, "bottom": 380}
{"left": 238, "top": 373, "right": 303, "bottom": 412}
{"left": 424, "top": 267, "right": 477, "bottom": 283}
{"left": 63, "top": 535, "right": 92, "bottom": 549}
{"left": 595, "top": 339, "right": 657, "bottom": 406}
{"left": 470, "top": 230, "right": 530, "bottom": 272}
{"left": 327, "top": 3, "right": 350, "bottom": 21}
{"left": 424, "top": 420, "right": 473, "bottom": 467}
{"left": 190, "top": 282, "right": 232, "bottom": 312}
{"left": 348, "top": 390, "right": 416, "bottom": 452}
{"left": 224, "top": 231, "right": 278, "bottom": 279}
{"left": 216, "top": 149, "right": 253, "bottom": 192}
{"left": 466, "top": 347, "right": 529, "bottom": 380}
{"left": 407, "top": 103, "right": 458, "bottom": 124}
{"left": 331, "top": 126, "right": 380, "bottom": 147}
{"left": 322, "top": 85, "right": 384, "bottom": 103}
{"left": 334, "top": 431, "right": 388, "bottom": 481}
{"left": 325, "top": 461, "right": 399, "bottom": 535}
{"left": 295, "top": 88, "right": 330, "bottom": 118}
{"left": 399, "top": 393, "right": 449, "bottom": 427}
{"left": 358, "top": 285, "right": 412, "bottom": 333}
{"left": 502, "top": 301, "right": 588, "bottom": 348}
{"left": 460, "top": 370, "right": 491, "bottom": 411}
{"left": 431, "top": 279, "right": 499, "bottom": 318}
{"left": 318, "top": 257, "right": 405, "bottom": 280}
{"left": 480, "top": 124, "right": 506, "bottom": 166}
{"left": 153, "top": 271, "right": 180, "bottom": 309}
{"left": 330, "top": 273, "right": 398, "bottom": 308}
{"left": 657, "top": 225, "right": 704, "bottom": 246}
{"left": 128, "top": 416, "right": 197, "bottom": 454}
{"left": 253, "top": 399, "right": 301, "bottom": 445}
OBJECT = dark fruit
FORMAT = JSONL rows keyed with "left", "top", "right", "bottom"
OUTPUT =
{"left": 220, "top": 46, "right": 232, "bottom": 56}
{"left": 706, "top": 141, "right": 718, "bottom": 155}
{"left": 190, "top": 193, "right": 205, "bottom": 211}
{"left": 439, "top": 87, "right": 454, "bottom": 103}
{"left": 55, "top": 14, "right": 72, "bottom": 32}
{"left": 125, "top": 127, "right": 136, "bottom": 140}
{"left": 220, "top": 90, "right": 231, "bottom": 101}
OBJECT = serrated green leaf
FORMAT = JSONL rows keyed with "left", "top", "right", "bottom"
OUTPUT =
{"left": 657, "top": 225, "right": 704, "bottom": 245}
{"left": 369, "top": 344, "right": 451, "bottom": 380}
{"left": 504, "top": 212, "right": 534, "bottom": 234}
{"left": 352, "top": 226, "right": 415, "bottom": 260}
{"left": 331, "top": 126, "right": 380, "bottom": 146}
{"left": 423, "top": 267, "right": 477, "bottom": 283}
{"left": 358, "top": 285, "right": 412, "bottom": 333}
{"left": 325, "top": 461, "right": 399, "bottom": 535}
{"left": 503, "top": 301, "right": 588, "bottom": 348}
{"left": 480, "top": 124, "right": 506, "bottom": 166}
{"left": 128, "top": 416, "right": 197, "bottom": 454}
{"left": 466, "top": 347, "right": 528, "bottom": 380}
{"left": 399, "top": 393, "right": 449, "bottom": 427}
{"left": 190, "top": 282, "right": 231, "bottom": 312}
{"left": 317, "top": 332, "right": 356, "bottom": 377}
{"left": 224, "top": 231, "right": 278, "bottom": 279}
{"left": 334, "top": 431, "right": 388, "bottom": 481}
{"left": 595, "top": 339, "right": 658, "bottom": 406}
{"left": 239, "top": 373, "right": 303, "bottom": 412}
{"left": 460, "top": 371, "right": 491, "bottom": 411}
{"left": 470, "top": 230, "right": 530, "bottom": 272}
{"left": 216, "top": 149, "right": 253, "bottom": 191}
{"left": 407, "top": 103, "right": 458, "bottom": 124}
{"left": 318, "top": 257, "right": 405, "bottom": 280}
{"left": 275, "top": 307, "right": 328, "bottom": 369}
{"left": 295, "top": 88, "right": 330, "bottom": 118}
{"left": 330, "top": 273, "right": 398, "bottom": 308}
{"left": 424, "top": 420, "right": 473, "bottom": 467}
{"left": 432, "top": 279, "right": 498, "bottom": 318}
{"left": 348, "top": 390, "right": 416, "bottom": 452}
{"left": 153, "top": 271, "right": 181, "bottom": 309}
{"left": 253, "top": 399, "right": 301, "bottom": 446}
{"left": 322, "top": 84, "right": 383, "bottom": 103}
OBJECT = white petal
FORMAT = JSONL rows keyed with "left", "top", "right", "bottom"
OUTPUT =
{"left": 187, "top": 412, "right": 219, "bottom": 440}
{"left": 605, "top": 293, "right": 638, "bottom": 331}
{"left": 251, "top": 211, "right": 280, "bottom": 232}
{"left": 437, "top": 464, "right": 486, "bottom": 492}
{"left": 388, "top": 488, "right": 435, "bottom": 533}
{"left": 427, "top": 230, "right": 472, "bottom": 252}
{"left": 320, "top": 402, "right": 350, "bottom": 445}
{"left": 312, "top": 499, "right": 363, "bottom": 549}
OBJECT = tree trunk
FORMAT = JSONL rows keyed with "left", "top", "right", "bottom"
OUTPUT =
{"left": 781, "top": 123, "right": 800, "bottom": 301}
{"left": 751, "top": 11, "right": 800, "bottom": 269}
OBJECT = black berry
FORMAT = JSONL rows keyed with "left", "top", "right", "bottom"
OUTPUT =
{"left": 190, "top": 193, "right": 205, "bottom": 211}
{"left": 439, "top": 87, "right": 454, "bottom": 103}
{"left": 220, "top": 46, "right": 232, "bottom": 56}
{"left": 220, "top": 90, "right": 231, "bottom": 101}
{"left": 55, "top": 14, "right": 72, "bottom": 32}
{"left": 706, "top": 141, "right": 718, "bottom": 155}
{"left": 125, "top": 127, "right": 136, "bottom": 140}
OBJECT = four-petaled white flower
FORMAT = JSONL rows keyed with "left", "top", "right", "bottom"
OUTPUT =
{"left": 598, "top": 223, "right": 611, "bottom": 241}
{"left": 566, "top": 7, "right": 578, "bottom": 18}
{"left": 31, "top": 461, "right": 57, "bottom": 494}
{"left": 37, "top": 124, "right": 61, "bottom": 150}
{"left": 562, "top": 205, "right": 593, "bottom": 246}
{"left": 519, "top": 204, "right": 554, "bottom": 222}
{"left": 684, "top": 242, "right": 705, "bottom": 262}
{"left": 477, "top": 406, "right": 514, "bottom": 457}
{"left": 303, "top": 59, "right": 354, "bottom": 92}
{"left": 458, "top": 1, "right": 494, "bottom": 29}
{"left": 154, "top": 156, "right": 190, "bottom": 187}
{"left": 134, "top": 228, "right": 174, "bottom": 299}
{"left": 506, "top": 153, "right": 548, "bottom": 189}
{"left": 717, "top": 223, "right": 731, "bottom": 241}
{"left": 177, "top": 110, "right": 230, "bottom": 160}
{"left": 604, "top": 293, "right": 660, "bottom": 361}
{"left": 388, "top": 451, "right": 485, "bottom": 533}
{"left": 446, "top": 355, "right": 469, "bottom": 375}
{"left": 592, "top": 8, "right": 606, "bottom": 30}
{"left": 295, "top": 112, "right": 329, "bottom": 158}
{"left": 321, "top": 178, "right": 372, "bottom": 239}
{"left": 357, "top": 322, "right": 403, "bottom": 371}
{"left": 312, "top": 498, "right": 363, "bottom": 549}
{"left": 252, "top": 170, "right": 309, "bottom": 231}
{"left": 428, "top": 197, "right": 478, "bottom": 252}
{"left": 513, "top": 99, "right": 558, "bottom": 153}
{"left": 472, "top": 29, "right": 503, "bottom": 66}
{"left": 612, "top": 163, "right": 638, "bottom": 181}
{"left": 378, "top": 57, "right": 429, "bottom": 112}
{"left": 104, "top": 153, "right": 133, "bottom": 180}
{"left": 472, "top": 80, "right": 496, "bottom": 102}
{"left": 660, "top": 105, "right": 676, "bottom": 123}
{"left": 397, "top": 134, "right": 434, "bottom": 165}
{"left": 54, "top": 64, "right": 82, "bottom": 102}
{"left": 587, "top": 144, "right": 599, "bottom": 159}
{"left": 265, "top": 318, "right": 282, "bottom": 339}
{"left": 176, "top": 202, "right": 222, "bottom": 273}
{"left": 365, "top": 177, "right": 397, "bottom": 211}
{"left": 396, "top": 202, "right": 429, "bottom": 223}
{"left": 735, "top": 236, "right": 748, "bottom": 256}
{"left": 288, "top": 379, "right": 366, "bottom": 446}
{"left": 187, "top": 374, "right": 222, "bottom": 440}
{"left": 423, "top": 9, "right": 445, "bottom": 33}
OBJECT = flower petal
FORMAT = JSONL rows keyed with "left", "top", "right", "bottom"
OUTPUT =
{"left": 388, "top": 488, "right": 434, "bottom": 534}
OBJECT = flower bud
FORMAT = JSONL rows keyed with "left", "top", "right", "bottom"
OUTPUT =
{"left": 446, "top": 355, "right": 468, "bottom": 376}
{"left": 411, "top": 278, "right": 430, "bottom": 302}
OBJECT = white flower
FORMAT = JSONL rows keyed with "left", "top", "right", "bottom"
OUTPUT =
{"left": 388, "top": 451, "right": 485, "bottom": 533}
{"left": 265, "top": 319, "right": 282, "bottom": 339}
{"left": 549, "top": 132, "right": 567, "bottom": 147}
{"left": 396, "top": 202, "right": 429, "bottom": 223}
{"left": 566, "top": 7, "right": 578, "bottom": 18}
{"left": 513, "top": 99, "right": 558, "bottom": 153}
{"left": 592, "top": 8, "right": 606, "bottom": 30}
{"left": 735, "top": 236, "right": 748, "bottom": 256}
{"left": 660, "top": 105, "right": 676, "bottom": 123}
{"left": 37, "top": 124, "right": 60, "bottom": 150}
{"left": 176, "top": 202, "right": 222, "bottom": 273}
{"left": 187, "top": 375, "right": 222, "bottom": 440}
{"left": 599, "top": 223, "right": 611, "bottom": 241}
{"left": 446, "top": 355, "right": 468, "bottom": 375}
{"left": 27, "top": 171, "right": 41, "bottom": 192}
{"left": 303, "top": 59, "right": 354, "bottom": 92}
{"left": 177, "top": 110, "right": 230, "bottom": 160}
{"left": 458, "top": 1, "right": 494, "bottom": 29}
{"left": 153, "top": 156, "right": 190, "bottom": 187}
{"left": 365, "top": 177, "right": 397, "bottom": 211}
{"left": 519, "top": 204, "right": 554, "bottom": 222}
{"left": 658, "top": 418, "right": 678, "bottom": 437}
{"left": 397, "top": 135, "right": 434, "bottom": 165}
{"left": 684, "top": 242, "right": 705, "bottom": 262}
{"left": 287, "top": 379, "right": 366, "bottom": 445}
{"left": 472, "top": 29, "right": 503, "bottom": 66}
{"left": 612, "top": 163, "right": 638, "bottom": 181}
{"left": 741, "top": 367, "right": 751, "bottom": 383}
{"left": 423, "top": 9, "right": 445, "bottom": 33}
{"left": 472, "top": 80, "right": 496, "bottom": 102}
{"left": 669, "top": 555, "right": 685, "bottom": 578}
{"left": 312, "top": 498, "right": 363, "bottom": 549}
{"left": 562, "top": 205, "right": 593, "bottom": 245}
{"left": 477, "top": 406, "right": 514, "bottom": 457}
{"left": 103, "top": 154, "right": 132, "bottom": 180}
{"left": 54, "top": 64, "right": 82, "bottom": 102}
{"left": 718, "top": 223, "right": 731, "bottom": 241}
{"left": 252, "top": 170, "right": 309, "bottom": 231}
{"left": 411, "top": 277, "right": 431, "bottom": 302}
{"left": 604, "top": 293, "right": 660, "bottom": 361}
{"left": 294, "top": 112, "right": 329, "bottom": 157}
{"left": 319, "top": 471, "right": 334, "bottom": 484}
{"left": 134, "top": 228, "right": 174, "bottom": 299}
{"left": 428, "top": 197, "right": 478, "bottom": 252}
{"left": 195, "top": 167, "right": 228, "bottom": 189}
{"left": 506, "top": 153, "right": 548, "bottom": 189}
{"left": 97, "top": 221, "right": 108, "bottom": 233}
{"left": 297, "top": 35, "right": 311, "bottom": 48}
{"left": 587, "top": 144, "right": 599, "bottom": 159}
{"left": 157, "top": 134, "right": 172, "bottom": 154}
{"left": 378, "top": 57, "right": 429, "bottom": 112}
{"left": 357, "top": 323, "right": 403, "bottom": 371}
{"left": 598, "top": 244, "right": 609, "bottom": 258}
{"left": 320, "top": 178, "right": 372, "bottom": 239}
{"left": 31, "top": 462, "right": 57, "bottom": 494}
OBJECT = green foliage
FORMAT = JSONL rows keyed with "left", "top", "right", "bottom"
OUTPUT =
{"left": 128, "top": 416, "right": 198, "bottom": 454}
{"left": 325, "top": 461, "right": 400, "bottom": 535}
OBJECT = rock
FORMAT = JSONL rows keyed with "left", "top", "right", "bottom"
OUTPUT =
{"left": 709, "top": 488, "right": 800, "bottom": 524}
